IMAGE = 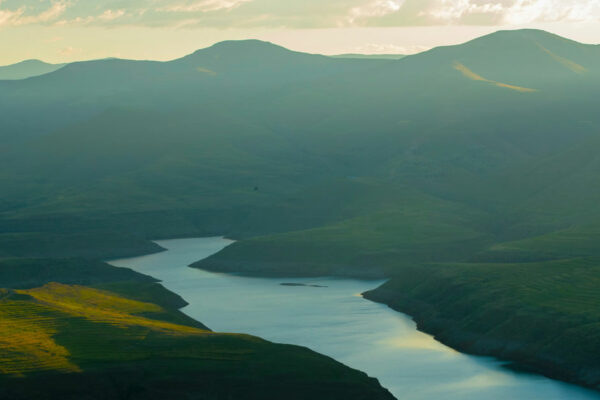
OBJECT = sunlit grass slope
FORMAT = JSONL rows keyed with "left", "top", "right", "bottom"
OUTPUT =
{"left": 0, "top": 283, "right": 207, "bottom": 378}
{"left": 0, "top": 259, "right": 394, "bottom": 400}
{"left": 0, "top": 290, "right": 80, "bottom": 376}
{"left": 453, "top": 62, "right": 537, "bottom": 92}
{"left": 22, "top": 283, "right": 203, "bottom": 336}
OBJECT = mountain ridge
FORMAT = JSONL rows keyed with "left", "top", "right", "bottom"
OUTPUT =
{"left": 0, "top": 59, "right": 66, "bottom": 80}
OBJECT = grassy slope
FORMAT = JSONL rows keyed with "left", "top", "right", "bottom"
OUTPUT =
{"left": 473, "top": 224, "right": 600, "bottom": 262}
{"left": 0, "top": 259, "right": 394, "bottom": 400}
{"left": 363, "top": 258, "right": 600, "bottom": 390}
{"left": 195, "top": 186, "right": 493, "bottom": 277}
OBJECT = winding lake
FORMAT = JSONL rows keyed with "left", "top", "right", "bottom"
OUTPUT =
{"left": 109, "top": 237, "right": 600, "bottom": 400}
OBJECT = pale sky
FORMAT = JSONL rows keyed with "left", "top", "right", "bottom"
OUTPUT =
{"left": 1, "top": 0, "right": 599, "bottom": 65}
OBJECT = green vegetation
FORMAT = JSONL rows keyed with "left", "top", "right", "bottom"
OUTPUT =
{"left": 0, "top": 259, "right": 394, "bottom": 399}
{"left": 1, "top": 29, "right": 600, "bottom": 392}
{"left": 196, "top": 186, "right": 493, "bottom": 277}
{"left": 363, "top": 258, "right": 600, "bottom": 390}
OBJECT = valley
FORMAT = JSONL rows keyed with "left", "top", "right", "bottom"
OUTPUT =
{"left": 1, "top": 28, "right": 600, "bottom": 397}
{"left": 112, "top": 237, "right": 600, "bottom": 400}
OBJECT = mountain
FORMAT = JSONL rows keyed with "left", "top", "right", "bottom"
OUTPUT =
{"left": 2, "top": 29, "right": 600, "bottom": 391}
{"left": 0, "top": 59, "right": 65, "bottom": 80}
{"left": 3, "top": 29, "right": 599, "bottom": 237}
{"left": 406, "top": 29, "right": 600, "bottom": 89}
{"left": 2, "top": 29, "right": 599, "bottom": 236}
{"left": 0, "top": 40, "right": 391, "bottom": 145}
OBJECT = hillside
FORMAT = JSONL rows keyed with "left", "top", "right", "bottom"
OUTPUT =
{"left": 363, "top": 258, "right": 600, "bottom": 390}
{"left": 0, "top": 258, "right": 394, "bottom": 399}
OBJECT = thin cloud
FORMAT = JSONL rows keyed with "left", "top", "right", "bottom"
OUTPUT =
{"left": 421, "top": 0, "right": 600, "bottom": 24}
{"left": 0, "top": 0, "right": 67, "bottom": 27}
{"left": 346, "top": 0, "right": 405, "bottom": 25}
{"left": 1, "top": 0, "right": 599, "bottom": 29}
{"left": 58, "top": 45, "right": 80, "bottom": 56}
{"left": 98, "top": 9, "right": 126, "bottom": 21}
{"left": 351, "top": 42, "right": 430, "bottom": 54}
{"left": 502, "top": 0, "right": 600, "bottom": 24}
{"left": 161, "top": 0, "right": 253, "bottom": 13}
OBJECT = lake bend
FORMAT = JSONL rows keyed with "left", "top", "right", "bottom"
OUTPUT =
{"left": 108, "top": 237, "right": 600, "bottom": 400}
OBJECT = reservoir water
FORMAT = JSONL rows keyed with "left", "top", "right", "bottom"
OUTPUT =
{"left": 109, "top": 237, "right": 600, "bottom": 400}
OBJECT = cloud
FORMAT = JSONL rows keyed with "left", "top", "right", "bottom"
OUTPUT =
{"left": 346, "top": 0, "right": 405, "bottom": 25}
{"left": 502, "top": 0, "right": 600, "bottom": 24}
{"left": 160, "top": 0, "right": 253, "bottom": 13}
{"left": 58, "top": 45, "right": 80, "bottom": 56}
{"left": 0, "top": 8, "right": 22, "bottom": 27}
{"left": 420, "top": 0, "right": 600, "bottom": 24}
{"left": 351, "top": 42, "right": 430, "bottom": 54}
{"left": 98, "top": 9, "right": 126, "bottom": 21}
{"left": 0, "top": 0, "right": 67, "bottom": 27}
{"left": 1, "top": 0, "right": 599, "bottom": 29}
{"left": 424, "top": 0, "right": 505, "bottom": 22}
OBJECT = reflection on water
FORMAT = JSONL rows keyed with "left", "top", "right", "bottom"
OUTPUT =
{"left": 109, "top": 237, "right": 600, "bottom": 400}
{"left": 381, "top": 332, "right": 455, "bottom": 353}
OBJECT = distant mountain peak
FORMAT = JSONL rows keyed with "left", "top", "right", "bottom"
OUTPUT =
{"left": 1, "top": 59, "right": 53, "bottom": 68}
{"left": 471, "top": 28, "right": 583, "bottom": 46}
{"left": 210, "top": 39, "right": 282, "bottom": 48}
{"left": 192, "top": 39, "right": 293, "bottom": 56}
{"left": 0, "top": 59, "right": 65, "bottom": 80}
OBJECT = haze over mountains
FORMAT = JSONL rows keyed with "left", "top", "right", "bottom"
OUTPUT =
{"left": 1, "top": 28, "right": 600, "bottom": 391}
{"left": 331, "top": 54, "right": 405, "bottom": 59}
{"left": 2, "top": 29, "right": 599, "bottom": 235}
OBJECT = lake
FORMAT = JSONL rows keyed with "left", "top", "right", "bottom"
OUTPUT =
{"left": 109, "top": 237, "right": 600, "bottom": 400}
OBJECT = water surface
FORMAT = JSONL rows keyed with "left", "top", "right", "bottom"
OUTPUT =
{"left": 109, "top": 237, "right": 600, "bottom": 400}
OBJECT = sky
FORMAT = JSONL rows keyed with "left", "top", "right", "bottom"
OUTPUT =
{"left": 0, "top": 0, "right": 599, "bottom": 64}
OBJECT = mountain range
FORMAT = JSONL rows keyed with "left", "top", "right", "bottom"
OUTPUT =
{"left": 1, "top": 29, "right": 600, "bottom": 392}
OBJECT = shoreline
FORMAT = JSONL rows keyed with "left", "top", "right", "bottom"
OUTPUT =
{"left": 362, "top": 285, "right": 600, "bottom": 393}
{"left": 9, "top": 230, "right": 599, "bottom": 395}
{"left": 188, "top": 243, "right": 600, "bottom": 394}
